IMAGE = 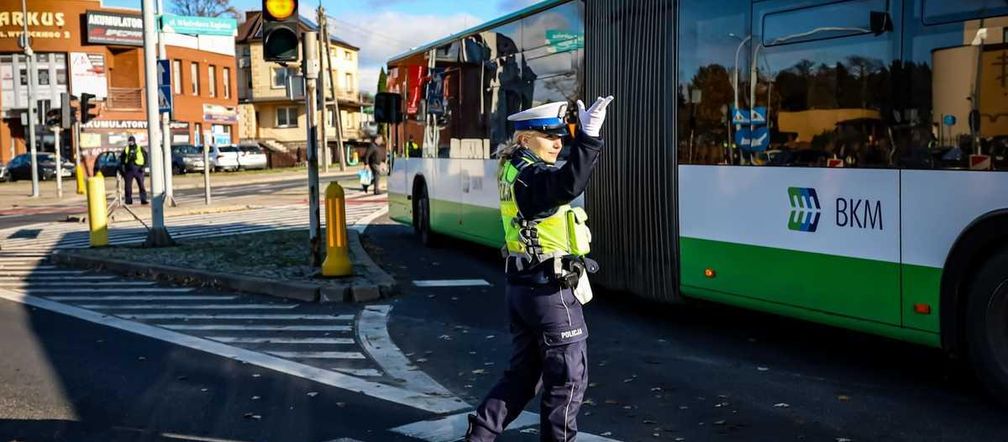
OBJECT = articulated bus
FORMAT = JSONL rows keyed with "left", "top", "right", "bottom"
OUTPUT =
{"left": 385, "top": 0, "right": 1008, "bottom": 396}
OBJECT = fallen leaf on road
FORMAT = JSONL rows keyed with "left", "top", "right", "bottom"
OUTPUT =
{"left": 251, "top": 396, "right": 261, "bottom": 400}
{"left": 252, "top": 373, "right": 261, "bottom": 378}
{"left": 774, "top": 403, "right": 790, "bottom": 408}
{"left": 486, "top": 335, "right": 495, "bottom": 339}
{"left": 416, "top": 358, "right": 428, "bottom": 363}
{"left": 837, "top": 395, "right": 850, "bottom": 402}
{"left": 336, "top": 402, "right": 346, "bottom": 408}
{"left": 714, "top": 420, "right": 726, "bottom": 426}
{"left": 201, "top": 388, "right": 209, "bottom": 392}
{"left": 601, "top": 432, "right": 613, "bottom": 436}
{"left": 243, "top": 413, "right": 261, "bottom": 420}
{"left": 757, "top": 366, "right": 769, "bottom": 372}
{"left": 439, "top": 335, "right": 453, "bottom": 341}
{"left": 650, "top": 387, "right": 662, "bottom": 392}
{"left": 643, "top": 419, "right": 657, "bottom": 424}
{"left": 471, "top": 369, "right": 486, "bottom": 374}
{"left": 137, "top": 356, "right": 146, "bottom": 361}
{"left": 307, "top": 392, "right": 319, "bottom": 398}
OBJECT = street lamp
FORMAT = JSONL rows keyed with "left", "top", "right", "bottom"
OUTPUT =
{"left": 729, "top": 33, "right": 751, "bottom": 113}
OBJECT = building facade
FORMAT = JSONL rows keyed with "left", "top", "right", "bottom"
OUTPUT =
{"left": 236, "top": 11, "right": 365, "bottom": 166}
{"left": 0, "top": 0, "right": 238, "bottom": 173}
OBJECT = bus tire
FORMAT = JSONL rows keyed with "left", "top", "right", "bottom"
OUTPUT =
{"left": 966, "top": 248, "right": 1008, "bottom": 402}
{"left": 413, "top": 185, "right": 437, "bottom": 247}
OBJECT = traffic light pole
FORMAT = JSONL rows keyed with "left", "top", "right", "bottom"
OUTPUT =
{"left": 53, "top": 125, "right": 62, "bottom": 198}
{"left": 22, "top": 0, "right": 38, "bottom": 198}
{"left": 141, "top": 0, "right": 173, "bottom": 247}
{"left": 303, "top": 31, "right": 322, "bottom": 267}
{"left": 156, "top": 0, "right": 176, "bottom": 207}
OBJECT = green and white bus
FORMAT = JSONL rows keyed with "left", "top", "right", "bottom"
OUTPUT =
{"left": 385, "top": 0, "right": 1008, "bottom": 396}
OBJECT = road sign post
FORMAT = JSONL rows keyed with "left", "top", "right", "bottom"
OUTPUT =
{"left": 303, "top": 31, "right": 322, "bottom": 267}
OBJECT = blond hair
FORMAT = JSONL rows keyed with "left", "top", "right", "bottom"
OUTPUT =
{"left": 495, "top": 130, "right": 540, "bottom": 167}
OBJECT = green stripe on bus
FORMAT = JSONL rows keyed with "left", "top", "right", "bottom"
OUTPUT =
{"left": 680, "top": 237, "right": 941, "bottom": 342}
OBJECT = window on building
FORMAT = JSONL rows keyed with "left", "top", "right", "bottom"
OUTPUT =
{"left": 194, "top": 123, "right": 203, "bottom": 145}
{"left": 191, "top": 62, "right": 200, "bottom": 95}
{"left": 272, "top": 67, "right": 290, "bottom": 88}
{"left": 172, "top": 60, "right": 182, "bottom": 94}
{"left": 37, "top": 69, "right": 49, "bottom": 86}
{"left": 208, "top": 65, "right": 217, "bottom": 97}
{"left": 344, "top": 50, "right": 352, "bottom": 61}
{"left": 223, "top": 67, "right": 231, "bottom": 99}
{"left": 276, "top": 107, "right": 298, "bottom": 127}
{"left": 344, "top": 73, "right": 353, "bottom": 92}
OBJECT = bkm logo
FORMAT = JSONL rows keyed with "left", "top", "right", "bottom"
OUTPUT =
{"left": 787, "top": 187, "right": 821, "bottom": 232}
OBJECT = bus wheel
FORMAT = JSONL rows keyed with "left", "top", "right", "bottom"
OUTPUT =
{"left": 413, "top": 185, "right": 436, "bottom": 247}
{"left": 967, "top": 248, "right": 1008, "bottom": 402}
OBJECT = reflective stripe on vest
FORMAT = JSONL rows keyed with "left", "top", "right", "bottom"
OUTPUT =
{"left": 498, "top": 150, "right": 586, "bottom": 263}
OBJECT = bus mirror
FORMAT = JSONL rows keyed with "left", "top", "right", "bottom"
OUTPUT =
{"left": 870, "top": 11, "right": 893, "bottom": 35}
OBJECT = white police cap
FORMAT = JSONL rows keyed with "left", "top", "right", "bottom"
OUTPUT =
{"left": 507, "top": 102, "right": 569, "bottom": 136}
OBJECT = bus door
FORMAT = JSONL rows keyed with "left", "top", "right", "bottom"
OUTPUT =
{"left": 678, "top": 0, "right": 904, "bottom": 326}
{"left": 897, "top": 0, "right": 1008, "bottom": 333}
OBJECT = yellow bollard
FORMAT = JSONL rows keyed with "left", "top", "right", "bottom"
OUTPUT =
{"left": 322, "top": 182, "right": 353, "bottom": 277}
{"left": 75, "top": 164, "right": 86, "bottom": 195}
{"left": 86, "top": 176, "right": 108, "bottom": 247}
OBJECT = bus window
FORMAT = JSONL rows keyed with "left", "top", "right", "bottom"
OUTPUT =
{"left": 755, "top": 0, "right": 899, "bottom": 168}
{"left": 521, "top": 1, "right": 584, "bottom": 52}
{"left": 677, "top": 0, "right": 751, "bottom": 165}
{"left": 901, "top": 0, "right": 1008, "bottom": 170}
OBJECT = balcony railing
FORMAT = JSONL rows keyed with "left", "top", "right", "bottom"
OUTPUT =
{"left": 107, "top": 87, "right": 144, "bottom": 111}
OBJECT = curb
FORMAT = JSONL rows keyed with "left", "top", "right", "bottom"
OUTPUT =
{"left": 49, "top": 229, "right": 399, "bottom": 304}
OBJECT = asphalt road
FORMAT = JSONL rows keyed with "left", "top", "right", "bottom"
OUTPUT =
{"left": 0, "top": 295, "right": 428, "bottom": 442}
{"left": 364, "top": 218, "right": 1008, "bottom": 441}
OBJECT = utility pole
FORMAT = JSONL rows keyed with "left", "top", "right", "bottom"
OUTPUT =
{"left": 320, "top": 13, "right": 347, "bottom": 171}
{"left": 303, "top": 31, "right": 322, "bottom": 266}
{"left": 142, "top": 0, "right": 174, "bottom": 246}
{"left": 21, "top": 0, "right": 39, "bottom": 197}
{"left": 156, "top": 0, "right": 176, "bottom": 206}
{"left": 316, "top": 7, "right": 330, "bottom": 173}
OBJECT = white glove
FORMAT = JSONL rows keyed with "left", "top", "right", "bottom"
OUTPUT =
{"left": 577, "top": 96, "right": 615, "bottom": 138}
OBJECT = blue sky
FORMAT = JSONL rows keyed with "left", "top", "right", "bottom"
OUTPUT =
{"left": 102, "top": 0, "right": 544, "bottom": 92}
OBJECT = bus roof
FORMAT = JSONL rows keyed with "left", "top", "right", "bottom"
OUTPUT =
{"left": 387, "top": 0, "right": 571, "bottom": 65}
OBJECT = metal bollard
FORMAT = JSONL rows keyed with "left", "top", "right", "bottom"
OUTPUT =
{"left": 321, "top": 182, "right": 353, "bottom": 277}
{"left": 75, "top": 164, "right": 86, "bottom": 195}
{"left": 86, "top": 175, "right": 108, "bottom": 247}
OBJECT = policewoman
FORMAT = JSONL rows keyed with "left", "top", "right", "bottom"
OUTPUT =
{"left": 467, "top": 96, "right": 614, "bottom": 442}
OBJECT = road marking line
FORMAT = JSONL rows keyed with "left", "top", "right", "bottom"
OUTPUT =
{"left": 161, "top": 325, "right": 352, "bottom": 331}
{"left": 50, "top": 295, "right": 238, "bottom": 301}
{"left": 390, "top": 411, "right": 621, "bottom": 442}
{"left": 331, "top": 368, "right": 383, "bottom": 377}
{"left": 390, "top": 411, "right": 537, "bottom": 442}
{"left": 266, "top": 351, "right": 366, "bottom": 359}
{"left": 0, "top": 281, "right": 156, "bottom": 287}
{"left": 206, "top": 337, "right": 355, "bottom": 344}
{"left": 0, "top": 276, "right": 116, "bottom": 281}
{"left": 0, "top": 265, "right": 58, "bottom": 270}
{"left": 412, "top": 279, "right": 492, "bottom": 288}
{"left": 16, "top": 288, "right": 194, "bottom": 293}
{"left": 0, "top": 271, "right": 86, "bottom": 276}
{"left": 82, "top": 304, "right": 298, "bottom": 310}
{"left": 117, "top": 314, "right": 352, "bottom": 320}
{"left": 0, "top": 288, "right": 468, "bottom": 414}
{"left": 358, "top": 305, "right": 455, "bottom": 397}
{"left": 350, "top": 206, "right": 389, "bottom": 234}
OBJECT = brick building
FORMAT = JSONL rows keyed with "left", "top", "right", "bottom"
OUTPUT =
{"left": 0, "top": 0, "right": 238, "bottom": 174}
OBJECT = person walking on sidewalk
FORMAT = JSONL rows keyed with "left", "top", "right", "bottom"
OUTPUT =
{"left": 119, "top": 136, "right": 148, "bottom": 205}
{"left": 465, "top": 96, "right": 614, "bottom": 442}
{"left": 364, "top": 135, "right": 388, "bottom": 195}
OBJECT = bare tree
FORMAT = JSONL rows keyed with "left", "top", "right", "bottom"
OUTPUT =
{"left": 170, "top": 0, "right": 239, "bottom": 19}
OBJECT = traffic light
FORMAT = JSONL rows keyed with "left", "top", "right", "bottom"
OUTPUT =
{"left": 374, "top": 92, "right": 403, "bottom": 123}
{"left": 262, "top": 0, "right": 299, "bottom": 62}
{"left": 44, "top": 108, "right": 61, "bottom": 128}
{"left": 80, "top": 93, "right": 98, "bottom": 125}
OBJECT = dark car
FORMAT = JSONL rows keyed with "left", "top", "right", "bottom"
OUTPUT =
{"left": 94, "top": 150, "right": 152, "bottom": 177}
{"left": 5, "top": 153, "right": 74, "bottom": 181}
{"left": 171, "top": 144, "right": 208, "bottom": 174}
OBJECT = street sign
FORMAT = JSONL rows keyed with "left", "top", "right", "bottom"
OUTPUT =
{"left": 160, "top": 14, "right": 238, "bottom": 36}
{"left": 731, "top": 107, "right": 749, "bottom": 125}
{"left": 750, "top": 126, "right": 770, "bottom": 152}
{"left": 750, "top": 106, "right": 767, "bottom": 125}
{"left": 157, "top": 60, "right": 173, "bottom": 115}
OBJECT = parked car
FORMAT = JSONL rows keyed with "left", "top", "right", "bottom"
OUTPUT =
{"left": 171, "top": 144, "right": 208, "bottom": 174}
{"left": 5, "top": 153, "right": 74, "bottom": 181}
{"left": 238, "top": 144, "right": 268, "bottom": 170}
{"left": 211, "top": 145, "right": 241, "bottom": 171}
{"left": 94, "top": 150, "right": 151, "bottom": 177}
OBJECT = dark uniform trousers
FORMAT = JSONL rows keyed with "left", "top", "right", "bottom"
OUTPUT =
{"left": 123, "top": 164, "right": 147, "bottom": 204}
{"left": 468, "top": 281, "right": 588, "bottom": 442}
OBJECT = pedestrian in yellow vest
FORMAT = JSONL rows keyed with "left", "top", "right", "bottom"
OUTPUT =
{"left": 119, "top": 136, "right": 148, "bottom": 205}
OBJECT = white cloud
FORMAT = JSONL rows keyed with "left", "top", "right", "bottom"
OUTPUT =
{"left": 331, "top": 10, "right": 483, "bottom": 94}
